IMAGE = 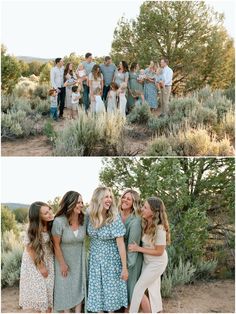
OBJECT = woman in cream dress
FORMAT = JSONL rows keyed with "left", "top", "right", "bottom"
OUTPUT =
{"left": 129, "top": 197, "right": 170, "bottom": 313}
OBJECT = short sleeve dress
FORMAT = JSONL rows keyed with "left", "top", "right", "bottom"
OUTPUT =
{"left": 19, "top": 231, "right": 54, "bottom": 312}
{"left": 51, "top": 215, "right": 87, "bottom": 312}
{"left": 87, "top": 215, "right": 128, "bottom": 312}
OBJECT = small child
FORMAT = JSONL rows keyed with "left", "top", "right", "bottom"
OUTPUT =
{"left": 76, "top": 63, "right": 87, "bottom": 91}
{"left": 137, "top": 69, "right": 146, "bottom": 81}
{"left": 107, "top": 82, "right": 119, "bottom": 114}
{"left": 49, "top": 88, "right": 58, "bottom": 121}
{"left": 94, "top": 87, "right": 105, "bottom": 114}
{"left": 70, "top": 85, "right": 81, "bottom": 119}
{"left": 155, "top": 67, "right": 164, "bottom": 94}
{"left": 118, "top": 82, "right": 127, "bottom": 118}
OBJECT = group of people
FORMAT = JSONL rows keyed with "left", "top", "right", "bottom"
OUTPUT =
{"left": 19, "top": 187, "right": 170, "bottom": 313}
{"left": 49, "top": 52, "right": 173, "bottom": 120}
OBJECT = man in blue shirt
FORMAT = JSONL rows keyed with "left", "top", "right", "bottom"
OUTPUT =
{"left": 100, "top": 56, "right": 117, "bottom": 101}
{"left": 82, "top": 52, "right": 95, "bottom": 112}
{"left": 160, "top": 58, "right": 173, "bottom": 115}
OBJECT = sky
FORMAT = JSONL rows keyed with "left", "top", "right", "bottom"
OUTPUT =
{"left": 1, "top": 157, "right": 104, "bottom": 204}
{"left": 1, "top": 0, "right": 235, "bottom": 59}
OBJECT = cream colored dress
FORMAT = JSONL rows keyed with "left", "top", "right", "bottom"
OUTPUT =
{"left": 130, "top": 225, "right": 168, "bottom": 313}
{"left": 19, "top": 231, "right": 54, "bottom": 312}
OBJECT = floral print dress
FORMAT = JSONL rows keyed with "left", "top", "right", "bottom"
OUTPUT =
{"left": 19, "top": 231, "right": 54, "bottom": 312}
{"left": 87, "top": 215, "right": 128, "bottom": 312}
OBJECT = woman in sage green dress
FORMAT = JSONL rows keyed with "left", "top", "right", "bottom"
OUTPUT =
{"left": 52, "top": 191, "right": 87, "bottom": 313}
{"left": 119, "top": 189, "right": 143, "bottom": 312}
{"left": 127, "top": 63, "right": 144, "bottom": 110}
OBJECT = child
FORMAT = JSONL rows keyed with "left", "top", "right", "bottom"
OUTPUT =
{"left": 48, "top": 88, "right": 58, "bottom": 121}
{"left": 118, "top": 82, "right": 127, "bottom": 118}
{"left": 70, "top": 85, "right": 81, "bottom": 119}
{"left": 155, "top": 67, "right": 164, "bottom": 94}
{"left": 107, "top": 82, "right": 119, "bottom": 114}
{"left": 76, "top": 63, "right": 87, "bottom": 91}
{"left": 19, "top": 202, "right": 54, "bottom": 313}
{"left": 137, "top": 69, "right": 146, "bottom": 81}
{"left": 94, "top": 87, "right": 106, "bottom": 114}
{"left": 129, "top": 197, "right": 170, "bottom": 313}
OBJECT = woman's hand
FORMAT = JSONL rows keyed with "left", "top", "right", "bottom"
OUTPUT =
{"left": 60, "top": 262, "right": 69, "bottom": 277}
{"left": 128, "top": 242, "right": 140, "bottom": 252}
{"left": 38, "top": 265, "right": 49, "bottom": 278}
{"left": 121, "top": 267, "right": 128, "bottom": 281}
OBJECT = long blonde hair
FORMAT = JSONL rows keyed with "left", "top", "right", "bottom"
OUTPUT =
{"left": 89, "top": 186, "right": 118, "bottom": 228}
{"left": 118, "top": 189, "right": 141, "bottom": 216}
{"left": 142, "top": 197, "right": 171, "bottom": 245}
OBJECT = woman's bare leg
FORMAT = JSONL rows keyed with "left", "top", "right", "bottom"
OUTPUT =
{"left": 140, "top": 294, "right": 151, "bottom": 313}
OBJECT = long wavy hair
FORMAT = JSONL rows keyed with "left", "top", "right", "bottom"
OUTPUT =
{"left": 119, "top": 61, "right": 129, "bottom": 73}
{"left": 91, "top": 64, "right": 102, "bottom": 80}
{"left": 142, "top": 197, "right": 171, "bottom": 245}
{"left": 64, "top": 63, "right": 74, "bottom": 82}
{"left": 118, "top": 189, "right": 141, "bottom": 216}
{"left": 89, "top": 186, "right": 118, "bottom": 229}
{"left": 27, "top": 201, "right": 53, "bottom": 266}
{"left": 55, "top": 191, "right": 84, "bottom": 226}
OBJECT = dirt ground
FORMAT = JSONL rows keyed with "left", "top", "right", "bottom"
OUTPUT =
{"left": 1, "top": 279, "right": 234, "bottom": 313}
{"left": 1, "top": 108, "right": 153, "bottom": 157}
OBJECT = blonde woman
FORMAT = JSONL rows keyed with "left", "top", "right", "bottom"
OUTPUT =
{"left": 129, "top": 197, "right": 170, "bottom": 313}
{"left": 118, "top": 189, "right": 143, "bottom": 312}
{"left": 87, "top": 186, "right": 128, "bottom": 313}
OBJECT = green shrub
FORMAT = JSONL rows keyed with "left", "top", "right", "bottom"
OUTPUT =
{"left": 161, "top": 273, "right": 173, "bottom": 298}
{"left": 147, "top": 136, "right": 175, "bottom": 156}
{"left": 33, "top": 84, "right": 50, "bottom": 100}
{"left": 1, "top": 246, "right": 23, "bottom": 287}
{"left": 127, "top": 102, "right": 152, "bottom": 124}
{"left": 147, "top": 116, "right": 170, "bottom": 134}
{"left": 204, "top": 95, "right": 233, "bottom": 122}
{"left": 195, "top": 86, "right": 212, "bottom": 102}
{"left": 1, "top": 206, "right": 19, "bottom": 235}
{"left": 223, "top": 86, "right": 235, "bottom": 104}
{"left": 190, "top": 107, "right": 218, "bottom": 126}
{"left": 14, "top": 207, "right": 28, "bottom": 224}
{"left": 54, "top": 112, "right": 124, "bottom": 156}
{"left": 194, "top": 259, "right": 218, "bottom": 280}
{"left": 1, "top": 230, "right": 22, "bottom": 253}
{"left": 169, "top": 97, "right": 199, "bottom": 116}
{"left": 43, "top": 120, "right": 57, "bottom": 143}
{"left": 171, "top": 258, "right": 196, "bottom": 286}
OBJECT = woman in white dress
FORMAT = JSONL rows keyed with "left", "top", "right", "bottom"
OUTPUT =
{"left": 88, "top": 64, "right": 104, "bottom": 112}
{"left": 107, "top": 82, "right": 119, "bottom": 114}
{"left": 129, "top": 197, "right": 170, "bottom": 313}
{"left": 64, "top": 63, "right": 77, "bottom": 109}
{"left": 19, "top": 202, "right": 54, "bottom": 313}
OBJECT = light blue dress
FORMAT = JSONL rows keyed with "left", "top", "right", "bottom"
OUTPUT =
{"left": 144, "top": 68, "right": 158, "bottom": 109}
{"left": 51, "top": 215, "right": 87, "bottom": 312}
{"left": 87, "top": 215, "right": 128, "bottom": 312}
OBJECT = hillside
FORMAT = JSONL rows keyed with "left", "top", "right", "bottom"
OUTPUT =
{"left": 2, "top": 203, "right": 30, "bottom": 210}
{"left": 16, "top": 56, "right": 52, "bottom": 63}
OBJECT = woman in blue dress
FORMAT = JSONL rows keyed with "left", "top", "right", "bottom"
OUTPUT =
{"left": 87, "top": 186, "right": 128, "bottom": 313}
{"left": 144, "top": 61, "right": 158, "bottom": 110}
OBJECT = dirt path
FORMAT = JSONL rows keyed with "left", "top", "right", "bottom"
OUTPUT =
{"left": 1, "top": 280, "right": 234, "bottom": 313}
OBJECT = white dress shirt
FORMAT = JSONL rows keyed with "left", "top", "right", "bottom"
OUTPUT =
{"left": 50, "top": 66, "right": 64, "bottom": 89}
{"left": 163, "top": 66, "right": 173, "bottom": 86}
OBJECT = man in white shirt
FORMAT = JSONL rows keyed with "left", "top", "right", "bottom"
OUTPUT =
{"left": 50, "top": 58, "right": 65, "bottom": 118}
{"left": 160, "top": 58, "right": 173, "bottom": 115}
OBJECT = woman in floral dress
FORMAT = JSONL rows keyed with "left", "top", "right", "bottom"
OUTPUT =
{"left": 19, "top": 201, "right": 54, "bottom": 313}
{"left": 87, "top": 186, "right": 128, "bottom": 312}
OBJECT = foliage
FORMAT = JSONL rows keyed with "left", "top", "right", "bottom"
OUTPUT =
{"left": 14, "top": 207, "right": 28, "bottom": 224}
{"left": 223, "top": 85, "right": 235, "bottom": 104}
{"left": 39, "top": 62, "right": 53, "bottom": 84}
{"left": 43, "top": 120, "right": 57, "bottom": 143}
{"left": 127, "top": 102, "right": 152, "bottom": 125}
{"left": 1, "top": 45, "right": 22, "bottom": 94}
{"left": 194, "top": 259, "right": 218, "bottom": 280}
{"left": 33, "top": 83, "right": 50, "bottom": 100}
{"left": 111, "top": 2, "right": 235, "bottom": 94}
{"left": 1, "top": 230, "right": 22, "bottom": 253}
{"left": 48, "top": 196, "right": 61, "bottom": 213}
{"left": 54, "top": 111, "right": 125, "bottom": 156}
{"left": 1, "top": 246, "right": 23, "bottom": 287}
{"left": 1, "top": 206, "right": 19, "bottom": 235}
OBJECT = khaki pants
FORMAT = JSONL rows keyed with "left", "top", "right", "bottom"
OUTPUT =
{"left": 160, "top": 86, "right": 171, "bottom": 114}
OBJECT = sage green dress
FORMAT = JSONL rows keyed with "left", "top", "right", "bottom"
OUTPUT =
{"left": 51, "top": 215, "right": 87, "bottom": 312}
{"left": 127, "top": 71, "right": 144, "bottom": 108}
{"left": 122, "top": 214, "right": 143, "bottom": 304}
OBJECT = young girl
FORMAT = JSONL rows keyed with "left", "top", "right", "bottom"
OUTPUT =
{"left": 94, "top": 87, "right": 106, "bottom": 114}
{"left": 129, "top": 197, "right": 170, "bottom": 313}
{"left": 118, "top": 82, "right": 127, "bottom": 118}
{"left": 19, "top": 202, "right": 54, "bottom": 313}
{"left": 107, "top": 82, "right": 119, "bottom": 114}
{"left": 70, "top": 85, "right": 81, "bottom": 119}
{"left": 87, "top": 186, "right": 128, "bottom": 313}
